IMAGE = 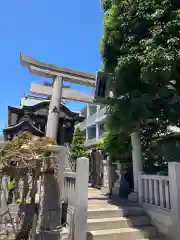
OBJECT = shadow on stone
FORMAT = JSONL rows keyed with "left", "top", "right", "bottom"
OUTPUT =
{"left": 38, "top": 173, "right": 61, "bottom": 240}
{"left": 15, "top": 204, "right": 37, "bottom": 240}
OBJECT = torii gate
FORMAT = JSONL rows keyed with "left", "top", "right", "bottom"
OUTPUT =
{"left": 20, "top": 53, "right": 96, "bottom": 140}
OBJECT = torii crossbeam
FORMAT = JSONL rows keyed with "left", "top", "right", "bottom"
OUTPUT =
{"left": 20, "top": 53, "right": 96, "bottom": 140}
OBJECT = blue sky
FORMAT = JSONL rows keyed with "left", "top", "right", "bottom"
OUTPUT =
{"left": 0, "top": 1, "right": 104, "bottom": 133}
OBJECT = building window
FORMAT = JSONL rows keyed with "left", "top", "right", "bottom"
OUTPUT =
{"left": 88, "top": 125, "right": 96, "bottom": 140}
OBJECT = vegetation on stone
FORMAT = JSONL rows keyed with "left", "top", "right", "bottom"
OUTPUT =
{"left": 0, "top": 132, "right": 56, "bottom": 171}
{"left": 71, "top": 127, "right": 87, "bottom": 161}
{"left": 100, "top": 0, "right": 180, "bottom": 162}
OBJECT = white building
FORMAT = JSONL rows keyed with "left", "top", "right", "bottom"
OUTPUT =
{"left": 76, "top": 103, "right": 107, "bottom": 189}
{"left": 77, "top": 103, "right": 106, "bottom": 148}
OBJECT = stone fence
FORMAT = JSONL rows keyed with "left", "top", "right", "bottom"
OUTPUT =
{"left": 138, "top": 162, "right": 180, "bottom": 240}
{"left": 63, "top": 158, "right": 89, "bottom": 240}
{"left": 0, "top": 174, "right": 42, "bottom": 239}
{"left": 138, "top": 174, "right": 170, "bottom": 210}
{"left": 48, "top": 145, "right": 89, "bottom": 240}
{"left": 0, "top": 145, "right": 89, "bottom": 240}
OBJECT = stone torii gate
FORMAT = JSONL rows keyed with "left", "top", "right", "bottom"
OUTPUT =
{"left": 20, "top": 53, "right": 96, "bottom": 140}
{"left": 16, "top": 54, "right": 144, "bottom": 202}
{"left": 20, "top": 53, "right": 144, "bottom": 199}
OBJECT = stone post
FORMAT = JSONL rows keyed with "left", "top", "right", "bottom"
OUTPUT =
{"left": 1, "top": 176, "right": 8, "bottom": 213}
{"left": 112, "top": 162, "right": 121, "bottom": 196}
{"left": 131, "top": 129, "right": 143, "bottom": 193}
{"left": 46, "top": 76, "right": 63, "bottom": 139}
{"left": 101, "top": 156, "right": 112, "bottom": 194}
{"left": 168, "top": 162, "right": 180, "bottom": 240}
{"left": 74, "top": 157, "right": 89, "bottom": 240}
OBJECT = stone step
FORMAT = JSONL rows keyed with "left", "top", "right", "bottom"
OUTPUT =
{"left": 88, "top": 206, "right": 144, "bottom": 219}
{"left": 35, "top": 232, "right": 61, "bottom": 240}
{"left": 35, "top": 229, "right": 68, "bottom": 240}
{"left": 87, "top": 226, "right": 158, "bottom": 240}
{"left": 87, "top": 216, "right": 151, "bottom": 231}
{"left": 139, "top": 238, "right": 161, "bottom": 240}
{"left": 88, "top": 204, "right": 118, "bottom": 209}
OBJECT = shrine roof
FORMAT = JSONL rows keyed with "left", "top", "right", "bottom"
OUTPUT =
{"left": 7, "top": 102, "right": 85, "bottom": 127}
{"left": 3, "top": 120, "right": 44, "bottom": 136}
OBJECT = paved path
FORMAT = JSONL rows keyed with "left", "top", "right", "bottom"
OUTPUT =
{"left": 88, "top": 187, "right": 137, "bottom": 209}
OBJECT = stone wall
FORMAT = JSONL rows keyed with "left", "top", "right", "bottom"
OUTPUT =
{"left": 141, "top": 203, "right": 172, "bottom": 239}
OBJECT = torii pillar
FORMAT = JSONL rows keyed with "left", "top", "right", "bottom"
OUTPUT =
{"left": 46, "top": 76, "right": 63, "bottom": 139}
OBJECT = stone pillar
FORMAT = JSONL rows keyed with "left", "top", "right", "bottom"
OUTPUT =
{"left": 46, "top": 76, "right": 63, "bottom": 139}
{"left": 89, "top": 150, "right": 93, "bottom": 185}
{"left": 131, "top": 130, "right": 143, "bottom": 192}
{"left": 101, "top": 156, "right": 112, "bottom": 194}
{"left": 74, "top": 157, "right": 89, "bottom": 240}
{"left": 129, "top": 129, "right": 143, "bottom": 202}
{"left": 168, "top": 162, "right": 180, "bottom": 240}
{"left": 112, "top": 162, "right": 121, "bottom": 196}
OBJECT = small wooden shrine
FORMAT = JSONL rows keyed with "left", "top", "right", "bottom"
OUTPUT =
{"left": 3, "top": 101, "right": 84, "bottom": 144}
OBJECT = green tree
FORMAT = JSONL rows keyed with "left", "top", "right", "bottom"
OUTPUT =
{"left": 100, "top": 0, "right": 180, "bottom": 163}
{"left": 71, "top": 127, "right": 87, "bottom": 161}
{"left": 98, "top": 122, "right": 167, "bottom": 166}
{"left": 98, "top": 127, "right": 132, "bottom": 162}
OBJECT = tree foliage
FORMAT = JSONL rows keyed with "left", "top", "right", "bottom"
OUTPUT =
{"left": 98, "top": 127, "right": 132, "bottom": 162}
{"left": 0, "top": 132, "right": 56, "bottom": 171}
{"left": 71, "top": 127, "right": 87, "bottom": 161}
{"left": 99, "top": 121, "right": 170, "bottom": 164}
{"left": 100, "top": 0, "right": 180, "bottom": 160}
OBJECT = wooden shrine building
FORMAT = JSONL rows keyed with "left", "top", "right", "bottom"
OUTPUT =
{"left": 3, "top": 99, "right": 84, "bottom": 144}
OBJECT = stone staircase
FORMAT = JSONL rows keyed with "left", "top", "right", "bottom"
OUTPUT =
{"left": 87, "top": 188, "right": 161, "bottom": 240}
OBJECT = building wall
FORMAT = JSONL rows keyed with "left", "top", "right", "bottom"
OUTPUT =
{"left": 77, "top": 103, "right": 106, "bottom": 148}
{"left": 11, "top": 113, "right": 18, "bottom": 126}
{"left": 77, "top": 104, "right": 107, "bottom": 187}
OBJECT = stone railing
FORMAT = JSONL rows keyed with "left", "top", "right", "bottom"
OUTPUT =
{"left": 138, "top": 163, "right": 180, "bottom": 239}
{"left": 0, "top": 175, "right": 42, "bottom": 207}
{"left": 0, "top": 173, "right": 42, "bottom": 239}
{"left": 64, "top": 143, "right": 75, "bottom": 171}
{"left": 138, "top": 173, "right": 171, "bottom": 210}
{"left": 63, "top": 157, "right": 89, "bottom": 240}
{"left": 47, "top": 145, "right": 89, "bottom": 240}
{"left": 0, "top": 145, "right": 89, "bottom": 240}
